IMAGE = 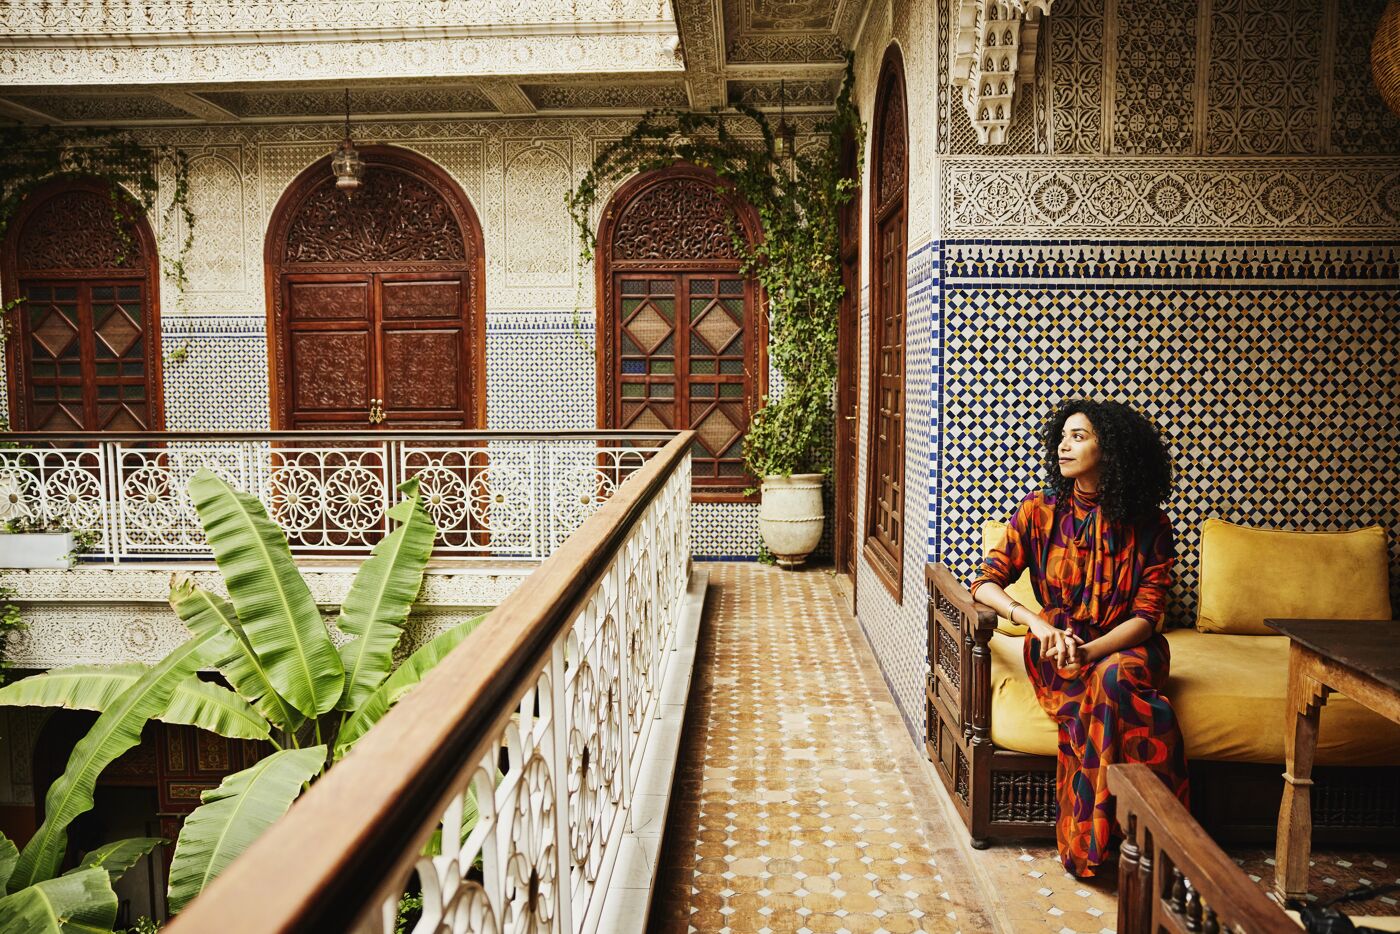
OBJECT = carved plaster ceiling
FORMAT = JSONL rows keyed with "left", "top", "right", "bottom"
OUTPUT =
{"left": 0, "top": 0, "right": 858, "bottom": 123}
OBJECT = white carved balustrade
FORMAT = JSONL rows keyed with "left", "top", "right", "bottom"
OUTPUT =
{"left": 162, "top": 433, "right": 694, "bottom": 934}
{"left": 0, "top": 431, "right": 664, "bottom": 562}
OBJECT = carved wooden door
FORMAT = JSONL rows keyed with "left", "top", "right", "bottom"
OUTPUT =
{"left": 282, "top": 272, "right": 471, "bottom": 429}
{"left": 835, "top": 129, "right": 862, "bottom": 579}
{"left": 3, "top": 181, "right": 163, "bottom": 431}
{"left": 267, "top": 147, "right": 485, "bottom": 432}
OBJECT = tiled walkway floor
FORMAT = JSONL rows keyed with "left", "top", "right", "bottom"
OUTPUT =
{"left": 648, "top": 564, "right": 992, "bottom": 934}
{"left": 647, "top": 563, "right": 1399, "bottom": 934}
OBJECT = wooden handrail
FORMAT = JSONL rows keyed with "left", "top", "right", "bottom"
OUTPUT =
{"left": 925, "top": 562, "right": 999, "bottom": 635}
{"left": 165, "top": 430, "right": 695, "bottom": 933}
{"left": 1109, "top": 763, "right": 1296, "bottom": 934}
{"left": 0, "top": 429, "right": 678, "bottom": 443}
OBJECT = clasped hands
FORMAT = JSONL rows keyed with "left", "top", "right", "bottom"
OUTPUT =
{"left": 1030, "top": 620, "right": 1092, "bottom": 675}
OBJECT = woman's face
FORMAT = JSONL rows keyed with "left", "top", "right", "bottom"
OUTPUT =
{"left": 1057, "top": 412, "right": 1102, "bottom": 484}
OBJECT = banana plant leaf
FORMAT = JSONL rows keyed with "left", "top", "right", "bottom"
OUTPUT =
{"left": 0, "top": 866, "right": 117, "bottom": 934}
{"left": 165, "top": 745, "right": 327, "bottom": 914}
{"left": 335, "top": 477, "right": 437, "bottom": 712}
{"left": 187, "top": 469, "right": 343, "bottom": 719}
{"left": 0, "top": 664, "right": 270, "bottom": 741}
{"left": 0, "top": 834, "right": 16, "bottom": 892}
{"left": 334, "top": 613, "right": 486, "bottom": 760}
{"left": 9, "top": 632, "right": 211, "bottom": 893}
{"left": 65, "top": 837, "right": 164, "bottom": 885}
{"left": 170, "top": 578, "right": 303, "bottom": 734}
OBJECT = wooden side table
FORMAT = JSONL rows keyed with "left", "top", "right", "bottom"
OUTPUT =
{"left": 1266, "top": 618, "right": 1400, "bottom": 903}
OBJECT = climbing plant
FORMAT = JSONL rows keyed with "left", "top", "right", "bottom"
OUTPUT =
{"left": 0, "top": 125, "right": 195, "bottom": 294}
{"left": 567, "top": 57, "right": 862, "bottom": 479}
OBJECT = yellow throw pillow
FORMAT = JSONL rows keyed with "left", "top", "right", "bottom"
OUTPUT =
{"left": 1195, "top": 519, "right": 1392, "bottom": 635}
{"left": 981, "top": 520, "right": 1041, "bottom": 636}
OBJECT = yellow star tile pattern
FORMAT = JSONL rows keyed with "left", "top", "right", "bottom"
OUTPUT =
{"left": 649, "top": 564, "right": 992, "bottom": 934}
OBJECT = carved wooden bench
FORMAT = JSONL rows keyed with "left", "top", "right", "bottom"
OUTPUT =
{"left": 924, "top": 563, "right": 1400, "bottom": 849}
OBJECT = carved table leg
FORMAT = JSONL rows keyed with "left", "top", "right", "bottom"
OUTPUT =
{"left": 1275, "top": 645, "right": 1329, "bottom": 903}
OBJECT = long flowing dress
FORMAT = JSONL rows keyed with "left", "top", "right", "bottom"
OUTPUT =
{"left": 970, "top": 486, "right": 1189, "bottom": 877}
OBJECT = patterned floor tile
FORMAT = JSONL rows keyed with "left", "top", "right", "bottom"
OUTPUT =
{"left": 648, "top": 563, "right": 1399, "bottom": 933}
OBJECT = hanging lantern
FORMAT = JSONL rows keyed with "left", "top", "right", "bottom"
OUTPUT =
{"left": 1374, "top": 0, "right": 1400, "bottom": 119}
{"left": 773, "top": 79, "right": 798, "bottom": 161}
{"left": 332, "top": 88, "right": 365, "bottom": 197}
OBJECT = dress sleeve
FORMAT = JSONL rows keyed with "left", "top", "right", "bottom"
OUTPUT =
{"left": 969, "top": 494, "right": 1036, "bottom": 601}
{"left": 1130, "top": 511, "right": 1175, "bottom": 629}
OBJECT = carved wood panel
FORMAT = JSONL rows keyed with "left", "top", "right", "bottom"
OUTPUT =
{"left": 16, "top": 189, "right": 144, "bottom": 272}
{"left": 609, "top": 177, "right": 741, "bottom": 262}
{"left": 265, "top": 147, "right": 485, "bottom": 430}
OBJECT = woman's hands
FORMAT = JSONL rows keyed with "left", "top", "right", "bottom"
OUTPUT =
{"left": 1029, "top": 619, "right": 1088, "bottom": 671}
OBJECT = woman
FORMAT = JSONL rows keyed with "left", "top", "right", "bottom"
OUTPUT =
{"left": 970, "top": 399, "right": 1189, "bottom": 878}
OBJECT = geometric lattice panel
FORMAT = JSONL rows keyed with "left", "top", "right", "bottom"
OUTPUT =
{"left": 162, "top": 316, "right": 270, "bottom": 431}
{"left": 939, "top": 241, "right": 1400, "bottom": 631}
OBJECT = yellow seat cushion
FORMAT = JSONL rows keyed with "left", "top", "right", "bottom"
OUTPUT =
{"left": 987, "top": 628, "right": 1400, "bottom": 765}
{"left": 1195, "top": 519, "right": 1392, "bottom": 635}
{"left": 981, "top": 520, "right": 1042, "bottom": 636}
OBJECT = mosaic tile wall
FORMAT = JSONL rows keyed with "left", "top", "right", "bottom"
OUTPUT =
{"left": 939, "top": 241, "right": 1400, "bottom": 633}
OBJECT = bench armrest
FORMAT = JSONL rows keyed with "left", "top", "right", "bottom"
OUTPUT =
{"left": 926, "top": 563, "right": 998, "bottom": 745}
{"left": 1109, "top": 763, "right": 1297, "bottom": 934}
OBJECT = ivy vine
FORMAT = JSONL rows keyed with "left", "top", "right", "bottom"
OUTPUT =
{"left": 0, "top": 125, "right": 196, "bottom": 295}
{"left": 567, "top": 57, "right": 862, "bottom": 480}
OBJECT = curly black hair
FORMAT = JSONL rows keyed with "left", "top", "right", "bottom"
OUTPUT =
{"left": 1041, "top": 399, "right": 1173, "bottom": 526}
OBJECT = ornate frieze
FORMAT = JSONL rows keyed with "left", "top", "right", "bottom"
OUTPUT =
{"left": 0, "top": 1, "right": 673, "bottom": 34}
{"left": 0, "top": 35, "right": 682, "bottom": 87}
{"left": 942, "top": 157, "right": 1400, "bottom": 235}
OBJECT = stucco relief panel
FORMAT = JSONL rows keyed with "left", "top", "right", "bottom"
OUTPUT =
{"left": 943, "top": 158, "right": 1400, "bottom": 235}
{"left": 1112, "top": 0, "right": 1198, "bottom": 154}
{"left": 503, "top": 140, "right": 574, "bottom": 291}
{"left": 1205, "top": 0, "right": 1322, "bottom": 155}
{"left": 180, "top": 150, "right": 248, "bottom": 298}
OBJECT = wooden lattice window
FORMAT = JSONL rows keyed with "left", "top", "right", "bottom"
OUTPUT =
{"left": 2, "top": 179, "right": 164, "bottom": 431}
{"left": 864, "top": 47, "right": 908, "bottom": 599}
{"left": 598, "top": 165, "right": 763, "bottom": 499}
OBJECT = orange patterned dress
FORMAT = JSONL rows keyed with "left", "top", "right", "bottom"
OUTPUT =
{"left": 971, "top": 486, "right": 1189, "bottom": 877}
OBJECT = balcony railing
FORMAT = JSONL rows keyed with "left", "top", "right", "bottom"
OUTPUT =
{"left": 164, "top": 431, "right": 693, "bottom": 933}
{"left": 0, "top": 430, "right": 672, "bottom": 562}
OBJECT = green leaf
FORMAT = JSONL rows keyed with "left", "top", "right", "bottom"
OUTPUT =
{"left": 0, "top": 834, "right": 17, "bottom": 892}
{"left": 66, "top": 837, "right": 164, "bottom": 884}
{"left": 0, "top": 664, "right": 271, "bottom": 741}
{"left": 9, "top": 632, "right": 210, "bottom": 893}
{"left": 334, "top": 614, "right": 486, "bottom": 759}
{"left": 187, "top": 469, "right": 343, "bottom": 718}
{"left": 170, "top": 578, "right": 303, "bottom": 734}
{"left": 165, "top": 746, "right": 326, "bottom": 914}
{"left": 0, "top": 868, "right": 116, "bottom": 934}
{"left": 335, "top": 478, "right": 437, "bottom": 712}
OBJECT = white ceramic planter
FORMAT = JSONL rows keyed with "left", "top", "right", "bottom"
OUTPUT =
{"left": 0, "top": 532, "right": 75, "bottom": 569}
{"left": 757, "top": 474, "right": 824, "bottom": 568}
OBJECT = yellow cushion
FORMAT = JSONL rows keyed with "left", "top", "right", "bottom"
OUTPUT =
{"left": 1195, "top": 519, "right": 1392, "bottom": 635}
{"left": 1287, "top": 912, "right": 1400, "bottom": 932}
{"left": 987, "top": 628, "right": 1400, "bottom": 765}
{"left": 981, "top": 520, "right": 1042, "bottom": 636}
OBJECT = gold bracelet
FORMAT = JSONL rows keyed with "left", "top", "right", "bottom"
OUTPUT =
{"left": 1006, "top": 600, "right": 1023, "bottom": 621}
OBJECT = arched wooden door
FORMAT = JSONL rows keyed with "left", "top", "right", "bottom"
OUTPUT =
{"left": 265, "top": 147, "right": 486, "bottom": 430}
{"left": 2, "top": 177, "right": 164, "bottom": 431}
{"left": 596, "top": 164, "right": 765, "bottom": 499}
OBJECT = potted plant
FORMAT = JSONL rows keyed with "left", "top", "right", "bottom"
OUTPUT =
{"left": 0, "top": 516, "right": 83, "bottom": 569}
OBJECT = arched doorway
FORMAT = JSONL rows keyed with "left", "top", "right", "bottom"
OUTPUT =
{"left": 264, "top": 146, "right": 486, "bottom": 430}
{"left": 864, "top": 45, "right": 909, "bottom": 600}
{"left": 595, "top": 164, "right": 765, "bottom": 498}
{"left": 1, "top": 177, "right": 164, "bottom": 431}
